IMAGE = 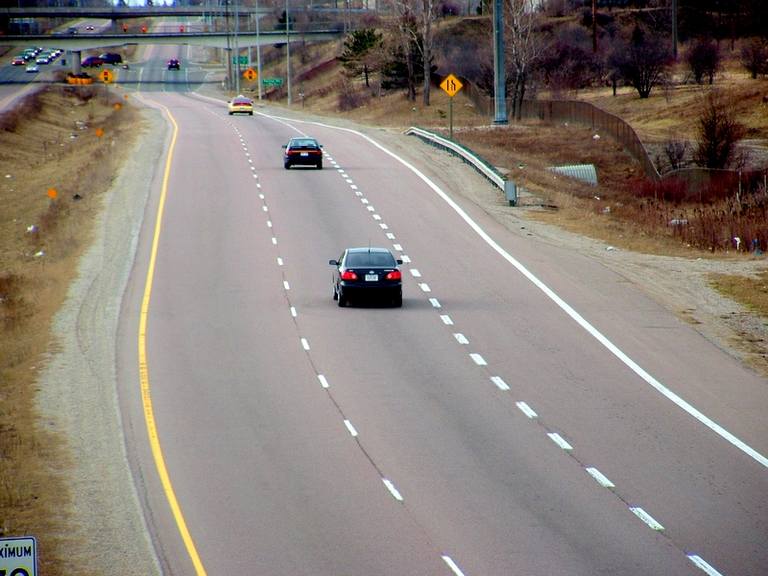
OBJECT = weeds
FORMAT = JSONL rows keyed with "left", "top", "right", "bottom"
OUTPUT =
{"left": 0, "top": 85, "right": 139, "bottom": 575}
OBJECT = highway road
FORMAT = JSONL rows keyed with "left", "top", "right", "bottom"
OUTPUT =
{"left": 102, "top": 53, "right": 768, "bottom": 574}
{"left": 6, "top": 36, "right": 764, "bottom": 574}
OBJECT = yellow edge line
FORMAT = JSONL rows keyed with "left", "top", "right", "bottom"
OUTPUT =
{"left": 138, "top": 100, "right": 207, "bottom": 576}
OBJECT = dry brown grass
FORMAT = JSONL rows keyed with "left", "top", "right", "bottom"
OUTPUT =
{"left": 0, "top": 84, "right": 140, "bottom": 575}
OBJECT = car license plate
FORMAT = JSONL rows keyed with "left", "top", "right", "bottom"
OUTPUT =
{"left": 300, "top": 152, "right": 309, "bottom": 156}
{"left": 365, "top": 274, "right": 378, "bottom": 282}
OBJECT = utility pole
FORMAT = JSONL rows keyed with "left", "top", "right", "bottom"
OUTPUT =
{"left": 225, "top": 0, "right": 232, "bottom": 90}
{"left": 492, "top": 0, "right": 507, "bottom": 124}
{"left": 672, "top": 0, "right": 678, "bottom": 59}
{"left": 235, "top": 0, "right": 240, "bottom": 94}
{"left": 256, "top": 0, "right": 263, "bottom": 100}
{"left": 286, "top": 0, "right": 292, "bottom": 105}
{"left": 592, "top": 0, "right": 597, "bottom": 53}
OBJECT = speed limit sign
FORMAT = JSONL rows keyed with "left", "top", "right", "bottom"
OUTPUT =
{"left": 0, "top": 537, "right": 37, "bottom": 576}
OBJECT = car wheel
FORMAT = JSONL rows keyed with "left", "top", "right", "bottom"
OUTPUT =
{"left": 249, "top": 111, "right": 253, "bottom": 116}
{"left": 337, "top": 291, "right": 347, "bottom": 307}
{"left": 393, "top": 294, "right": 403, "bottom": 308}
{"left": 317, "top": 161, "right": 323, "bottom": 169}
{"left": 284, "top": 163, "right": 290, "bottom": 170}
{"left": 228, "top": 111, "right": 233, "bottom": 116}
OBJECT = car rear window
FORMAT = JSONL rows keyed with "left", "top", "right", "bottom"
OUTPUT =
{"left": 346, "top": 252, "right": 396, "bottom": 268}
{"left": 291, "top": 139, "right": 318, "bottom": 148}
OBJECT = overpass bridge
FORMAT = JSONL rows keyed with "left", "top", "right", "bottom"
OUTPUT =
{"left": 0, "top": 6, "right": 270, "bottom": 20}
{"left": 1, "top": 30, "right": 344, "bottom": 74}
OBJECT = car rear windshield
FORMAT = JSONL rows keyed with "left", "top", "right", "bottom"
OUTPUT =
{"left": 346, "top": 252, "right": 396, "bottom": 268}
{"left": 290, "top": 139, "right": 318, "bottom": 148}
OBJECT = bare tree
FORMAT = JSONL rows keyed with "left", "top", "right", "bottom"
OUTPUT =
{"left": 608, "top": 25, "right": 672, "bottom": 99}
{"left": 685, "top": 36, "right": 721, "bottom": 85}
{"left": 504, "top": 0, "right": 545, "bottom": 120}
{"left": 389, "top": 0, "right": 442, "bottom": 106}
{"left": 693, "top": 90, "right": 745, "bottom": 170}
{"left": 740, "top": 38, "right": 768, "bottom": 80}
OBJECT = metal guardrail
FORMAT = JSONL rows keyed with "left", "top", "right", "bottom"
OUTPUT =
{"left": 404, "top": 126, "right": 517, "bottom": 205}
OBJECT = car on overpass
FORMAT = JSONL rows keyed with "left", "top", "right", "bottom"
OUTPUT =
{"left": 167, "top": 58, "right": 180, "bottom": 70}
{"left": 81, "top": 56, "right": 104, "bottom": 67}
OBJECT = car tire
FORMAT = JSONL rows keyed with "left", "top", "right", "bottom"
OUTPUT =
{"left": 338, "top": 291, "right": 347, "bottom": 307}
{"left": 393, "top": 294, "right": 402, "bottom": 308}
{"left": 284, "top": 163, "right": 290, "bottom": 170}
{"left": 228, "top": 111, "right": 233, "bottom": 115}
{"left": 249, "top": 111, "right": 253, "bottom": 116}
{"left": 317, "top": 161, "right": 323, "bottom": 170}
{"left": 332, "top": 284, "right": 338, "bottom": 301}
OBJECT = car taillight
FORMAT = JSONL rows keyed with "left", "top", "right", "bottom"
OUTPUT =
{"left": 386, "top": 271, "right": 401, "bottom": 280}
{"left": 341, "top": 271, "right": 358, "bottom": 280}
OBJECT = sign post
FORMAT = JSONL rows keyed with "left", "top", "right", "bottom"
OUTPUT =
{"left": 98, "top": 68, "right": 114, "bottom": 104}
{"left": 439, "top": 74, "right": 463, "bottom": 140}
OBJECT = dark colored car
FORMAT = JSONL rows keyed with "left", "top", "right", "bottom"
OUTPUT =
{"left": 167, "top": 58, "right": 180, "bottom": 70}
{"left": 283, "top": 137, "right": 323, "bottom": 169}
{"left": 330, "top": 247, "right": 403, "bottom": 307}
{"left": 81, "top": 56, "right": 103, "bottom": 67}
{"left": 100, "top": 52, "right": 123, "bottom": 65}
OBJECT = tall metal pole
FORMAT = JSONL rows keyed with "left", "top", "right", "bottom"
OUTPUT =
{"left": 286, "top": 0, "right": 292, "bottom": 105}
{"left": 256, "top": 0, "right": 263, "bottom": 100}
{"left": 235, "top": 0, "right": 240, "bottom": 94}
{"left": 672, "top": 0, "right": 678, "bottom": 59}
{"left": 225, "top": 0, "right": 232, "bottom": 90}
{"left": 492, "top": 0, "right": 507, "bottom": 125}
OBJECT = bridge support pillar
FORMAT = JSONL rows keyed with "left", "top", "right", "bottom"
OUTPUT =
{"left": 72, "top": 50, "right": 82, "bottom": 75}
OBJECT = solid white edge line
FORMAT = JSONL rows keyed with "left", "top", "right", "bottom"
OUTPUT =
{"left": 255, "top": 113, "right": 768, "bottom": 472}
{"left": 585, "top": 467, "right": 615, "bottom": 488}
{"left": 442, "top": 555, "right": 466, "bottom": 576}
{"left": 382, "top": 478, "right": 404, "bottom": 501}
{"left": 687, "top": 554, "right": 723, "bottom": 576}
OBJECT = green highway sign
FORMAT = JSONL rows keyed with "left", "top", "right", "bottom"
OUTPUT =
{"left": 262, "top": 78, "right": 283, "bottom": 86}
{"left": 232, "top": 56, "right": 248, "bottom": 65}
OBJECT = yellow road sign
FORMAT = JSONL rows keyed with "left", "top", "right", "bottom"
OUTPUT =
{"left": 244, "top": 68, "right": 258, "bottom": 82}
{"left": 440, "top": 74, "right": 463, "bottom": 98}
{"left": 98, "top": 69, "right": 114, "bottom": 84}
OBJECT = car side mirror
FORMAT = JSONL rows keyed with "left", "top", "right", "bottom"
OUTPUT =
{"left": 396, "top": 259, "right": 403, "bottom": 265}
{"left": 282, "top": 145, "right": 287, "bottom": 149}
{"left": 319, "top": 144, "right": 324, "bottom": 148}
{"left": 329, "top": 259, "right": 338, "bottom": 266}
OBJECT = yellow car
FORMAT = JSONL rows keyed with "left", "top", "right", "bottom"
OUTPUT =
{"left": 228, "top": 95, "right": 254, "bottom": 116}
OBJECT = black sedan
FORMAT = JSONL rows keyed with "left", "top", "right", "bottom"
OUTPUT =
{"left": 283, "top": 137, "right": 323, "bottom": 169}
{"left": 330, "top": 247, "right": 403, "bottom": 307}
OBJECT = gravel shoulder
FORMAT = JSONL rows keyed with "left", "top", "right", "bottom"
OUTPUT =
{"left": 37, "top": 85, "right": 767, "bottom": 573}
